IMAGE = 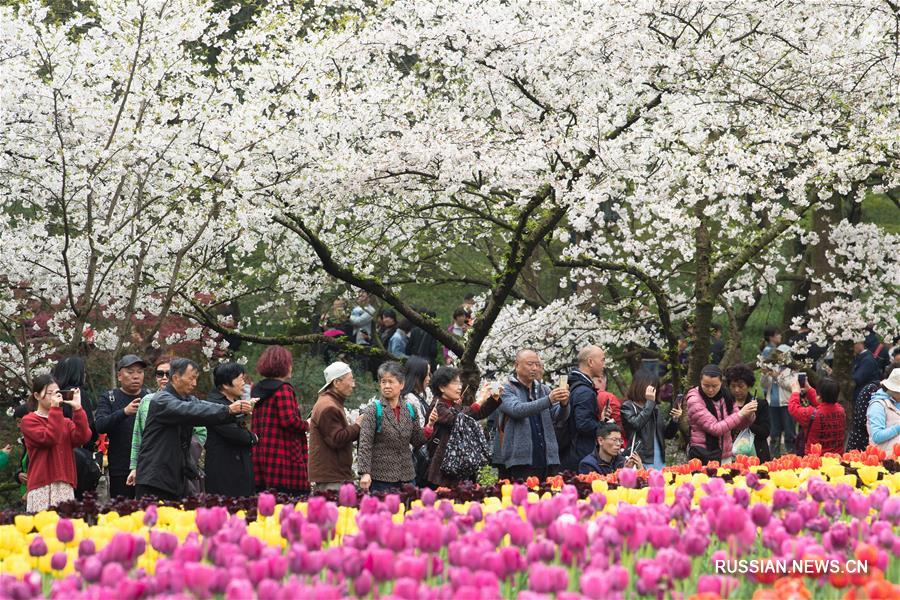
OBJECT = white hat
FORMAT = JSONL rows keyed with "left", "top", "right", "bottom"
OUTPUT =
{"left": 319, "top": 361, "right": 352, "bottom": 394}
{"left": 776, "top": 344, "right": 792, "bottom": 354}
{"left": 882, "top": 368, "right": 900, "bottom": 393}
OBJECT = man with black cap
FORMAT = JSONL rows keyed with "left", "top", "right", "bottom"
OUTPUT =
{"left": 94, "top": 354, "right": 148, "bottom": 499}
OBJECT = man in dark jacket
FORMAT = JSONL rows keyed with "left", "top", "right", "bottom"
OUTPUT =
{"left": 94, "top": 354, "right": 148, "bottom": 499}
{"left": 136, "top": 358, "right": 250, "bottom": 500}
{"left": 204, "top": 362, "right": 258, "bottom": 497}
{"left": 578, "top": 422, "right": 642, "bottom": 475}
{"left": 559, "top": 345, "right": 606, "bottom": 472}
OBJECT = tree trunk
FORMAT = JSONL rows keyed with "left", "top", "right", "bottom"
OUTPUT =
{"left": 688, "top": 201, "right": 713, "bottom": 387}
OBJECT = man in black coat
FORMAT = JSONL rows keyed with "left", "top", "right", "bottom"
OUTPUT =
{"left": 135, "top": 358, "right": 250, "bottom": 500}
{"left": 852, "top": 339, "right": 882, "bottom": 404}
{"left": 94, "top": 355, "right": 148, "bottom": 499}
{"left": 204, "top": 363, "right": 258, "bottom": 497}
{"left": 559, "top": 345, "right": 607, "bottom": 472}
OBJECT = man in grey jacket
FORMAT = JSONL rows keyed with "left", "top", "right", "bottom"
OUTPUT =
{"left": 496, "top": 349, "right": 570, "bottom": 480}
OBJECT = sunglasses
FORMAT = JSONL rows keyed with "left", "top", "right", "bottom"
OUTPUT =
{"left": 155, "top": 370, "right": 170, "bottom": 378}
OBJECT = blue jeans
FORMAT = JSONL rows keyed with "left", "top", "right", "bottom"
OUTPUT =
{"left": 369, "top": 479, "right": 414, "bottom": 493}
{"left": 769, "top": 405, "right": 796, "bottom": 457}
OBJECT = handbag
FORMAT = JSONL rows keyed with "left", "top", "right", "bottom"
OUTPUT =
{"left": 795, "top": 407, "right": 817, "bottom": 457}
{"left": 441, "top": 412, "right": 491, "bottom": 480}
{"left": 732, "top": 428, "right": 757, "bottom": 458}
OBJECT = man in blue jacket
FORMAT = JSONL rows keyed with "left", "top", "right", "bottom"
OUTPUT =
{"left": 559, "top": 345, "right": 607, "bottom": 472}
{"left": 497, "top": 349, "right": 570, "bottom": 480}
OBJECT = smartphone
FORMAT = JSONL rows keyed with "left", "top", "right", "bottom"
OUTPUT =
{"left": 797, "top": 372, "right": 807, "bottom": 388}
{"left": 242, "top": 383, "right": 251, "bottom": 401}
{"left": 558, "top": 375, "right": 568, "bottom": 390}
{"left": 490, "top": 381, "right": 501, "bottom": 395}
{"left": 674, "top": 393, "right": 684, "bottom": 410}
{"left": 60, "top": 389, "right": 74, "bottom": 401}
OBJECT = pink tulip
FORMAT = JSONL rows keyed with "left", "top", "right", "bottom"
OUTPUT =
{"left": 617, "top": 467, "right": 638, "bottom": 488}
{"left": 359, "top": 495, "right": 379, "bottom": 515}
{"left": 751, "top": 503, "right": 771, "bottom": 527}
{"left": 78, "top": 538, "right": 95, "bottom": 557}
{"left": 528, "top": 564, "right": 568, "bottom": 594}
{"left": 257, "top": 492, "right": 276, "bottom": 517}
{"left": 715, "top": 506, "right": 746, "bottom": 538}
{"left": 224, "top": 578, "right": 254, "bottom": 600}
{"left": 353, "top": 570, "right": 373, "bottom": 596}
{"left": 511, "top": 484, "right": 528, "bottom": 506}
{"left": 184, "top": 563, "right": 216, "bottom": 598}
{"left": 50, "top": 552, "right": 67, "bottom": 571}
{"left": 339, "top": 483, "right": 357, "bottom": 507}
{"left": 101, "top": 562, "right": 126, "bottom": 588}
{"left": 143, "top": 504, "right": 158, "bottom": 527}
{"left": 196, "top": 507, "right": 228, "bottom": 537}
{"left": 420, "top": 487, "right": 437, "bottom": 507}
{"left": 783, "top": 511, "right": 804, "bottom": 535}
{"left": 881, "top": 496, "right": 900, "bottom": 524}
{"left": 580, "top": 570, "right": 610, "bottom": 598}
{"left": 301, "top": 523, "right": 323, "bottom": 551}
{"left": 384, "top": 494, "right": 401, "bottom": 514}
{"left": 150, "top": 530, "right": 178, "bottom": 556}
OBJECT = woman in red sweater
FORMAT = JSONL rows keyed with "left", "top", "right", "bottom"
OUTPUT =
{"left": 788, "top": 376, "right": 845, "bottom": 455}
{"left": 20, "top": 374, "right": 92, "bottom": 512}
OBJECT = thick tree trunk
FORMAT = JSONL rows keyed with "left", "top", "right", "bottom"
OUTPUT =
{"left": 688, "top": 201, "right": 713, "bottom": 387}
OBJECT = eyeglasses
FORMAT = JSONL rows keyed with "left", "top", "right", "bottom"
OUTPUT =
{"left": 155, "top": 370, "right": 170, "bottom": 378}
{"left": 604, "top": 438, "right": 624, "bottom": 445}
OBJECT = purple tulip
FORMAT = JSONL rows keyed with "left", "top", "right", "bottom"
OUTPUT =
{"left": 467, "top": 503, "right": 483, "bottom": 523}
{"left": 881, "top": 496, "right": 900, "bottom": 524}
{"left": 338, "top": 483, "right": 357, "bottom": 507}
{"left": 78, "top": 538, "right": 95, "bottom": 558}
{"left": 55, "top": 518, "right": 75, "bottom": 544}
{"left": 150, "top": 530, "right": 178, "bottom": 556}
{"left": 29, "top": 536, "right": 47, "bottom": 557}
{"left": 751, "top": 503, "right": 771, "bottom": 527}
{"left": 79, "top": 556, "right": 103, "bottom": 582}
{"left": 784, "top": 511, "right": 804, "bottom": 535}
{"left": 680, "top": 531, "right": 709, "bottom": 556}
{"left": 257, "top": 492, "right": 276, "bottom": 517}
{"left": 50, "top": 552, "right": 67, "bottom": 571}
{"left": 196, "top": 507, "right": 228, "bottom": 537}
{"left": 143, "top": 504, "right": 158, "bottom": 527}
{"left": 359, "top": 495, "right": 379, "bottom": 515}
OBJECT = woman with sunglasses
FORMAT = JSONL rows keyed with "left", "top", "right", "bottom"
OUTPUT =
{"left": 126, "top": 356, "right": 207, "bottom": 488}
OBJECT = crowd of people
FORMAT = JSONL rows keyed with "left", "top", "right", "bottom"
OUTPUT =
{"left": 5, "top": 309, "right": 900, "bottom": 513}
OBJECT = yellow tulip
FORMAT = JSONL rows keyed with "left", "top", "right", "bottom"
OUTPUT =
{"left": 820, "top": 463, "right": 844, "bottom": 480}
{"left": 500, "top": 483, "right": 512, "bottom": 498}
{"left": 1, "top": 555, "right": 32, "bottom": 579}
{"left": 528, "top": 492, "right": 540, "bottom": 503}
{"left": 14, "top": 515, "right": 34, "bottom": 535}
{"left": 591, "top": 479, "right": 608, "bottom": 493}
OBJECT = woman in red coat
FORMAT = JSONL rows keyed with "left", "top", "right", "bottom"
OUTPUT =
{"left": 20, "top": 374, "right": 92, "bottom": 512}
{"left": 251, "top": 346, "right": 310, "bottom": 494}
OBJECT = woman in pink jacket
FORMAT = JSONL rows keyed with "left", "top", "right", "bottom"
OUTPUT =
{"left": 686, "top": 365, "right": 757, "bottom": 464}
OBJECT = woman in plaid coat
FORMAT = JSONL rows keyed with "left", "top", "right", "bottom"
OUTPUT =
{"left": 251, "top": 346, "right": 309, "bottom": 494}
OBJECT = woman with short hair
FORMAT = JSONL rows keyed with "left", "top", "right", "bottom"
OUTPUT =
{"left": 425, "top": 366, "right": 500, "bottom": 487}
{"left": 358, "top": 362, "right": 432, "bottom": 493}
{"left": 725, "top": 363, "right": 771, "bottom": 461}
{"left": 252, "top": 345, "right": 309, "bottom": 495}
{"left": 205, "top": 362, "right": 257, "bottom": 496}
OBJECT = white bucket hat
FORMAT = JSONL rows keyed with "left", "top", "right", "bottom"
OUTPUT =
{"left": 882, "top": 368, "right": 900, "bottom": 394}
{"left": 319, "top": 361, "right": 352, "bottom": 394}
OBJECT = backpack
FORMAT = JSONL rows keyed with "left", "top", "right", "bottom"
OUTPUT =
{"left": 440, "top": 412, "right": 491, "bottom": 480}
{"left": 374, "top": 400, "right": 416, "bottom": 433}
{"left": 74, "top": 447, "right": 101, "bottom": 493}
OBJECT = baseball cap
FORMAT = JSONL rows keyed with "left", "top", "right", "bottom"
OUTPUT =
{"left": 117, "top": 354, "right": 147, "bottom": 370}
{"left": 319, "top": 361, "right": 353, "bottom": 394}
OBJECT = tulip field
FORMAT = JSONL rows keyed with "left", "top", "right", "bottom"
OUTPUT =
{"left": 1, "top": 446, "right": 899, "bottom": 599}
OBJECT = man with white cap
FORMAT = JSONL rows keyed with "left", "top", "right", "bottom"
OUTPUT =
{"left": 308, "top": 362, "right": 364, "bottom": 491}
{"left": 866, "top": 368, "right": 900, "bottom": 453}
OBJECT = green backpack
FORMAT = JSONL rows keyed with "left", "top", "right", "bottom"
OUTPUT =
{"left": 374, "top": 401, "right": 416, "bottom": 433}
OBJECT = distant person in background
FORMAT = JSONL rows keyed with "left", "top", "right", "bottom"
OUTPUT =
{"left": 407, "top": 308, "right": 440, "bottom": 370}
{"left": 443, "top": 307, "right": 470, "bottom": 365}
{"left": 709, "top": 323, "right": 725, "bottom": 365}
{"left": 853, "top": 336, "right": 883, "bottom": 402}
{"left": 389, "top": 319, "right": 412, "bottom": 358}
{"left": 761, "top": 344, "right": 796, "bottom": 457}
{"left": 350, "top": 291, "right": 376, "bottom": 344}
{"left": 20, "top": 375, "right": 91, "bottom": 512}
{"left": 462, "top": 293, "right": 476, "bottom": 324}
{"left": 886, "top": 348, "right": 900, "bottom": 379}
{"left": 760, "top": 326, "right": 782, "bottom": 358}
{"left": 401, "top": 357, "right": 433, "bottom": 427}
{"left": 51, "top": 356, "right": 97, "bottom": 447}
